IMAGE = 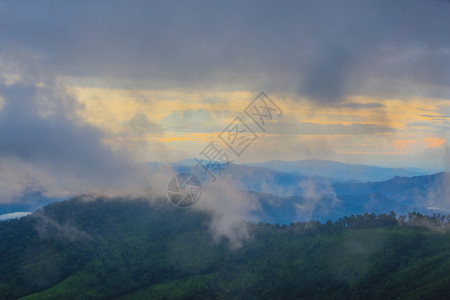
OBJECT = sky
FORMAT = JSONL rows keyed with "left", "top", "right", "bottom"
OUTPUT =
{"left": 1, "top": 0, "right": 450, "bottom": 202}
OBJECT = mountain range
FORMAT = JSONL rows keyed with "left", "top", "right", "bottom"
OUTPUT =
{"left": 154, "top": 160, "right": 448, "bottom": 222}
{"left": 1, "top": 160, "right": 446, "bottom": 223}
{"left": 244, "top": 159, "right": 430, "bottom": 182}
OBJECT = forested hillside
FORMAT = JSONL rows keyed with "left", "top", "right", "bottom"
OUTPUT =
{"left": 0, "top": 197, "right": 449, "bottom": 299}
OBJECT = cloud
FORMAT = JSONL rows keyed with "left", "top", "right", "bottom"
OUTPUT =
{"left": 119, "top": 112, "right": 165, "bottom": 137}
{"left": 270, "top": 119, "right": 395, "bottom": 135}
{"left": 193, "top": 176, "right": 260, "bottom": 248}
{"left": 0, "top": 49, "right": 158, "bottom": 202}
{"left": 296, "top": 179, "right": 340, "bottom": 221}
{"left": 0, "top": 1, "right": 449, "bottom": 103}
{"left": 161, "top": 109, "right": 217, "bottom": 132}
{"left": 339, "top": 102, "right": 386, "bottom": 109}
{"left": 423, "top": 137, "right": 446, "bottom": 148}
{"left": 32, "top": 210, "right": 92, "bottom": 241}
{"left": 0, "top": 211, "right": 31, "bottom": 221}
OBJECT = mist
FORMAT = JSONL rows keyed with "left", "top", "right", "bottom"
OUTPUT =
{"left": 0, "top": 49, "right": 153, "bottom": 202}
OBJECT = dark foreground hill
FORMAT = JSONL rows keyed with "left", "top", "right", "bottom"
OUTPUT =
{"left": 0, "top": 197, "right": 449, "bottom": 299}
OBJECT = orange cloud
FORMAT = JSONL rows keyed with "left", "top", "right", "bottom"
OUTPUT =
{"left": 67, "top": 86, "right": 450, "bottom": 164}
{"left": 423, "top": 137, "right": 446, "bottom": 148}
{"left": 392, "top": 140, "right": 416, "bottom": 152}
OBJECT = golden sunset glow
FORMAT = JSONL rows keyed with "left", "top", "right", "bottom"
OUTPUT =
{"left": 423, "top": 137, "right": 446, "bottom": 149}
{"left": 64, "top": 85, "right": 450, "bottom": 166}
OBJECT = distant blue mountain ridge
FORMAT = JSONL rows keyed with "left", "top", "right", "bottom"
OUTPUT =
{"left": 243, "top": 159, "right": 430, "bottom": 182}
{"left": 1, "top": 160, "right": 446, "bottom": 223}
{"left": 170, "top": 160, "right": 448, "bottom": 222}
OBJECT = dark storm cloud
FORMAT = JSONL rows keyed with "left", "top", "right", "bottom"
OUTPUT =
{"left": 0, "top": 82, "right": 128, "bottom": 179}
{"left": 0, "top": 0, "right": 449, "bottom": 103}
{"left": 0, "top": 49, "right": 150, "bottom": 200}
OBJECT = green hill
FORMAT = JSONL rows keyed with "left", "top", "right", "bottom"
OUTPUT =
{"left": 0, "top": 197, "right": 449, "bottom": 299}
